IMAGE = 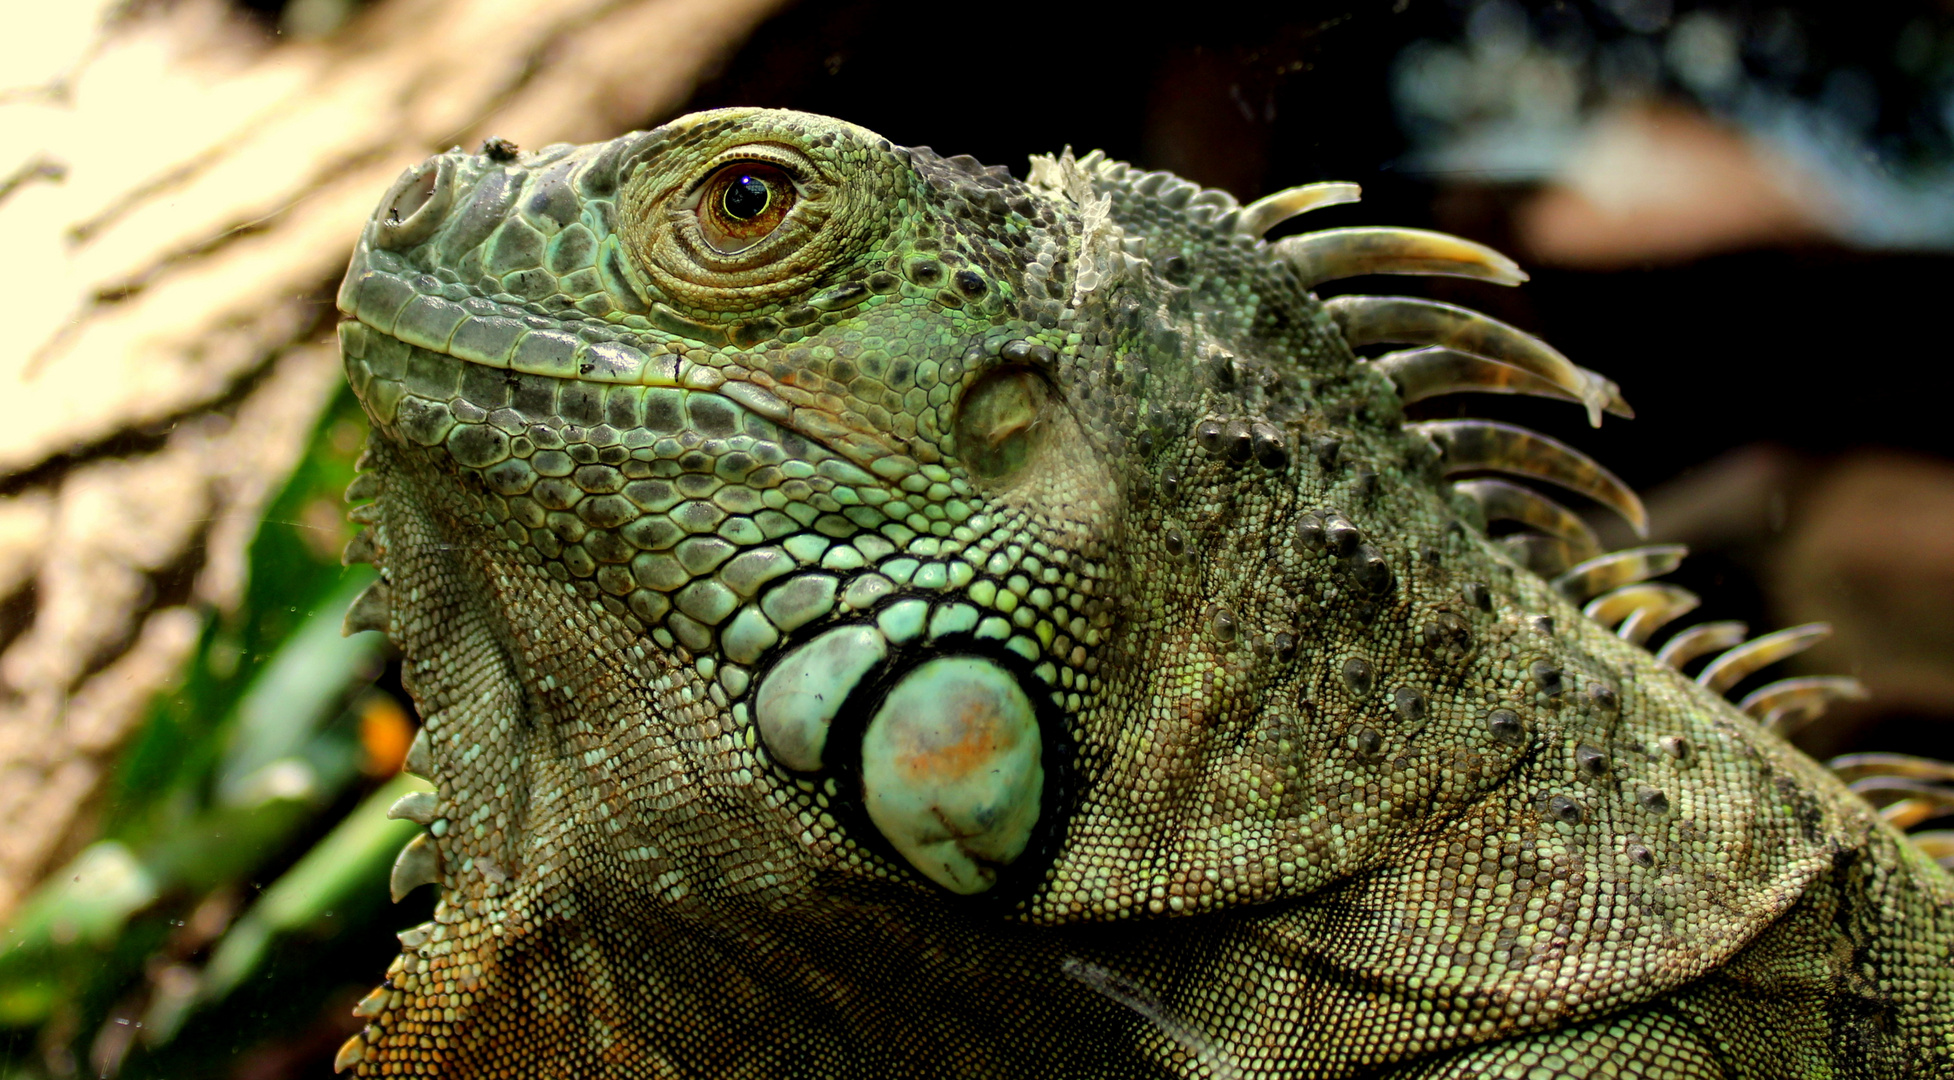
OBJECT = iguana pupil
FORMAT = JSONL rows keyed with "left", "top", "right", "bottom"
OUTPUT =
{"left": 722, "top": 172, "right": 769, "bottom": 219}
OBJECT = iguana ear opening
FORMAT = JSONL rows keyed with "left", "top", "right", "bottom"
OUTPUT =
{"left": 953, "top": 365, "right": 1052, "bottom": 482}
{"left": 948, "top": 354, "right": 1118, "bottom": 547}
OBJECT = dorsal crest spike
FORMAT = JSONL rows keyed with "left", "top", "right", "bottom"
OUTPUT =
{"left": 1740, "top": 676, "right": 1869, "bottom": 733}
{"left": 1330, "top": 295, "right": 1618, "bottom": 426}
{"left": 1238, "top": 181, "right": 1362, "bottom": 239}
{"left": 1697, "top": 623, "right": 1833, "bottom": 694}
{"left": 1274, "top": 226, "right": 1526, "bottom": 289}
{"left": 1414, "top": 419, "right": 1648, "bottom": 536}
{"left": 1607, "top": 584, "right": 1702, "bottom": 645}
{"left": 1656, "top": 620, "right": 1750, "bottom": 669}
{"left": 1498, "top": 532, "right": 1584, "bottom": 577}
{"left": 1374, "top": 346, "right": 1631, "bottom": 419}
{"left": 1553, "top": 545, "right": 1688, "bottom": 603}
{"left": 1451, "top": 477, "right": 1601, "bottom": 560}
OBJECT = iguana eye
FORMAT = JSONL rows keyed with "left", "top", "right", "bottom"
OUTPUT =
{"left": 696, "top": 162, "right": 796, "bottom": 253}
{"left": 954, "top": 367, "right": 1050, "bottom": 482}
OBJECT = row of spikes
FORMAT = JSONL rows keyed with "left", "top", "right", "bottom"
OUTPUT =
{"left": 1548, "top": 548, "right": 1948, "bottom": 867}
{"left": 1242, "top": 182, "right": 1951, "bottom": 867}
{"left": 335, "top": 468, "right": 448, "bottom": 1074}
{"left": 1828, "top": 753, "right": 1954, "bottom": 869}
{"left": 339, "top": 483, "right": 442, "bottom": 906}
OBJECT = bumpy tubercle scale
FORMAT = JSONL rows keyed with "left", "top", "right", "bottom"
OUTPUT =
{"left": 332, "top": 109, "right": 1954, "bottom": 1078}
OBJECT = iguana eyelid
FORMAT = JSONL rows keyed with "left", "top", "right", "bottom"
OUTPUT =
{"left": 672, "top": 143, "right": 815, "bottom": 209}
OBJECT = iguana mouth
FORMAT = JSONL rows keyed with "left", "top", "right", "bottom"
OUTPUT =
{"left": 342, "top": 319, "right": 858, "bottom": 648}
{"left": 339, "top": 248, "right": 739, "bottom": 392}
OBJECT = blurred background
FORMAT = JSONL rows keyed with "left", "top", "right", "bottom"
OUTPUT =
{"left": 2, "top": 0, "right": 1951, "bottom": 1074}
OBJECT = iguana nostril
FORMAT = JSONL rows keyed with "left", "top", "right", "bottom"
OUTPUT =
{"left": 386, "top": 167, "right": 438, "bottom": 225}
{"left": 861, "top": 657, "right": 1043, "bottom": 895}
{"left": 374, "top": 158, "right": 454, "bottom": 250}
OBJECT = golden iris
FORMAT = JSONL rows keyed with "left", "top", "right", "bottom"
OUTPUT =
{"left": 697, "top": 162, "right": 795, "bottom": 253}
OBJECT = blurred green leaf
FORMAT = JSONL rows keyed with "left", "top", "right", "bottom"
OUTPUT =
{"left": 156, "top": 772, "right": 428, "bottom": 1040}
{"left": 216, "top": 573, "right": 388, "bottom": 808}
{"left": 0, "top": 385, "right": 424, "bottom": 1078}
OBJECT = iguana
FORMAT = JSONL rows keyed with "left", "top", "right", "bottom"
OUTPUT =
{"left": 328, "top": 108, "right": 1954, "bottom": 1078}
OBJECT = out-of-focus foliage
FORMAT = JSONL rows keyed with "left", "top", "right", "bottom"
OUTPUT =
{"left": 0, "top": 388, "right": 429, "bottom": 1079}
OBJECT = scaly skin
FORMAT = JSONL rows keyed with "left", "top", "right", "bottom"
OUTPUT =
{"left": 332, "top": 109, "right": 1954, "bottom": 1078}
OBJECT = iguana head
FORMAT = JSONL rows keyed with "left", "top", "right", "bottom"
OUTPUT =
{"left": 335, "top": 107, "right": 1856, "bottom": 1075}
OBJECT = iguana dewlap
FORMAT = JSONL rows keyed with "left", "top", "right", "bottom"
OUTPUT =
{"left": 331, "top": 108, "right": 1954, "bottom": 1078}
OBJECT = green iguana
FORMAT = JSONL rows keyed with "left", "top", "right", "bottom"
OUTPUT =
{"left": 328, "top": 108, "right": 1954, "bottom": 1078}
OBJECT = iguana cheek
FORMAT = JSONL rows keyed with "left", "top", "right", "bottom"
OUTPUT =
{"left": 861, "top": 657, "right": 1043, "bottom": 896}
